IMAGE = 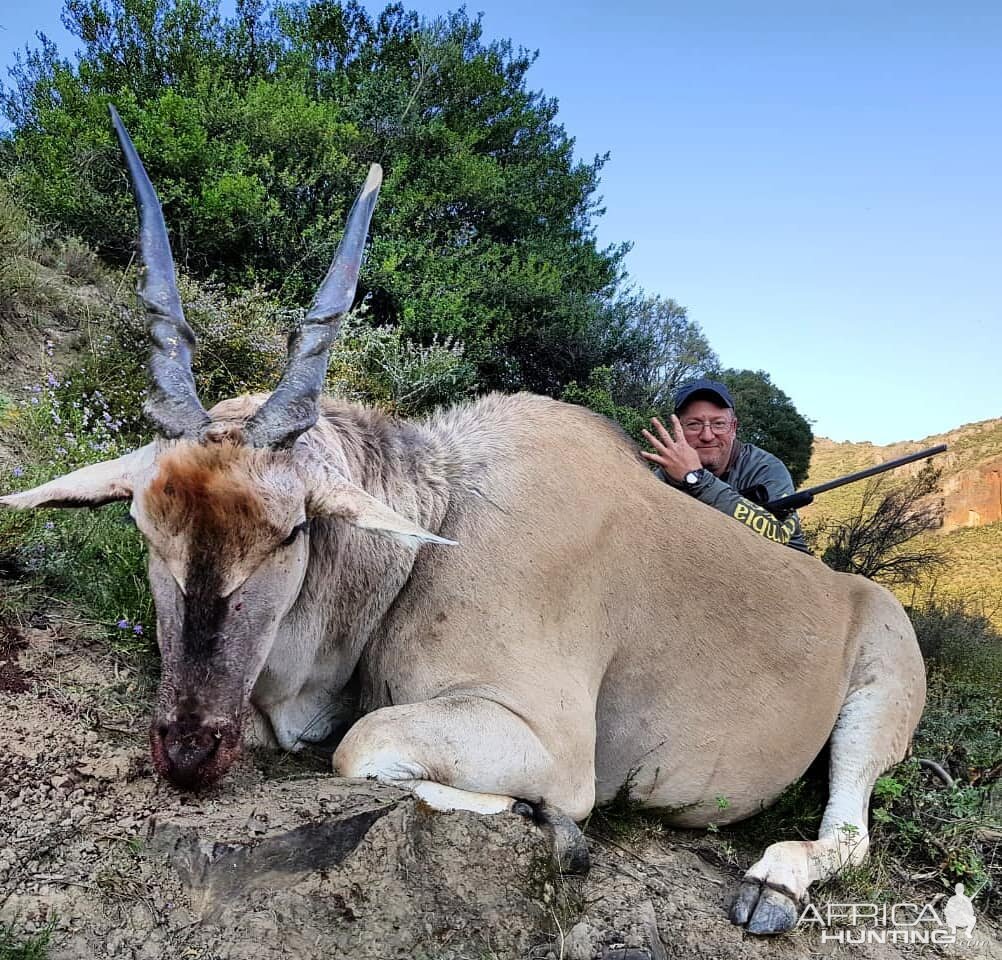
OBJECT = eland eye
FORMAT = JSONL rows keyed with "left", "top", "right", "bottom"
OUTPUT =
{"left": 280, "top": 521, "right": 308, "bottom": 548}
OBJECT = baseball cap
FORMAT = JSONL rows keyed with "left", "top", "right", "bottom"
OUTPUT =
{"left": 673, "top": 378, "right": 735, "bottom": 414}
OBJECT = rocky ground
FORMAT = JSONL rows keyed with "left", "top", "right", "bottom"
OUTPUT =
{"left": 1, "top": 616, "right": 999, "bottom": 960}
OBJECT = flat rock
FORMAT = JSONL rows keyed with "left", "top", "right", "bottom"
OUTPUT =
{"left": 143, "top": 777, "right": 574, "bottom": 958}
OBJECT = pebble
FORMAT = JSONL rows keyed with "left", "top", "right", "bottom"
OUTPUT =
{"left": 564, "top": 921, "right": 598, "bottom": 960}
{"left": 105, "top": 929, "right": 126, "bottom": 955}
{"left": 136, "top": 940, "right": 165, "bottom": 960}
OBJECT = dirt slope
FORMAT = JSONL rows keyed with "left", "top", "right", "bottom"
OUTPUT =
{"left": 1, "top": 619, "right": 999, "bottom": 960}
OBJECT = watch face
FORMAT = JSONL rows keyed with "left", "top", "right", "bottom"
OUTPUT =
{"left": 685, "top": 470, "right": 701, "bottom": 486}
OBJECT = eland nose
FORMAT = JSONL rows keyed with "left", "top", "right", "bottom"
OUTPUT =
{"left": 157, "top": 718, "right": 221, "bottom": 789}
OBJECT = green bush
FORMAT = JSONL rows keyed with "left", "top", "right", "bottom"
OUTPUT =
{"left": 560, "top": 366, "right": 647, "bottom": 438}
{"left": 911, "top": 595, "right": 1002, "bottom": 671}
{"left": 0, "top": 370, "right": 153, "bottom": 647}
{"left": 910, "top": 602, "right": 1002, "bottom": 794}
{"left": 50, "top": 236, "right": 105, "bottom": 283}
{"left": 0, "top": 920, "right": 52, "bottom": 960}
{"left": 0, "top": 243, "right": 482, "bottom": 642}
{"left": 0, "top": 183, "right": 51, "bottom": 306}
{"left": 328, "top": 312, "right": 478, "bottom": 415}
{"left": 179, "top": 278, "right": 288, "bottom": 406}
{"left": 2, "top": 0, "right": 637, "bottom": 397}
{"left": 870, "top": 759, "right": 993, "bottom": 895}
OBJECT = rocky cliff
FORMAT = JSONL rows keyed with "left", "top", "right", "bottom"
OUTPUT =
{"left": 941, "top": 455, "right": 1002, "bottom": 531}
{"left": 808, "top": 417, "right": 1002, "bottom": 534}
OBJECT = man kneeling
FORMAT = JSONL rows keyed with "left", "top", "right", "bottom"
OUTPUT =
{"left": 642, "top": 378, "right": 810, "bottom": 552}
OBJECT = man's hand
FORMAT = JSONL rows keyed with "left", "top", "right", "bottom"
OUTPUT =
{"left": 641, "top": 415, "right": 703, "bottom": 482}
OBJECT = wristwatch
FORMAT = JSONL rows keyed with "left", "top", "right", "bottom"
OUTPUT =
{"left": 682, "top": 468, "right": 708, "bottom": 490}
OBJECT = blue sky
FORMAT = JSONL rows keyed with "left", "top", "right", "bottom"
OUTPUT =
{"left": 2, "top": 1, "right": 999, "bottom": 444}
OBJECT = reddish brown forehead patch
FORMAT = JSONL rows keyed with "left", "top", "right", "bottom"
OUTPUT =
{"left": 143, "top": 443, "right": 281, "bottom": 548}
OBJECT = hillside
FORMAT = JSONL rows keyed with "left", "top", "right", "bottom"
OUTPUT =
{"left": 803, "top": 420, "right": 1002, "bottom": 622}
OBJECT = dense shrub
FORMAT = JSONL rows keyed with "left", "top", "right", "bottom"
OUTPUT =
{"left": 327, "top": 312, "right": 477, "bottom": 415}
{"left": 0, "top": 182, "right": 52, "bottom": 306}
{"left": 0, "top": 212, "right": 482, "bottom": 641}
{"left": 561, "top": 366, "right": 651, "bottom": 439}
{"left": 2, "top": 0, "right": 635, "bottom": 397}
{"left": 1, "top": 0, "right": 817, "bottom": 439}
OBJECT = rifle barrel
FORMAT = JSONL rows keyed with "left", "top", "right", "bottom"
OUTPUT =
{"left": 767, "top": 444, "right": 947, "bottom": 514}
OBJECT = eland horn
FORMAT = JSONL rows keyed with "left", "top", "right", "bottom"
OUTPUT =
{"left": 109, "top": 104, "right": 210, "bottom": 440}
{"left": 245, "top": 164, "right": 383, "bottom": 450}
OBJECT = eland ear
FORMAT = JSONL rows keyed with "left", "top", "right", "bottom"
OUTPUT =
{"left": 309, "top": 480, "right": 457, "bottom": 546}
{"left": 0, "top": 446, "right": 154, "bottom": 510}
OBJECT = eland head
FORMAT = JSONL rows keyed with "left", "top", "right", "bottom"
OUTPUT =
{"left": 1, "top": 106, "right": 451, "bottom": 789}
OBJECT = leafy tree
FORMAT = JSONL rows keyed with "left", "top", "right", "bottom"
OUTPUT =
{"left": 813, "top": 465, "right": 948, "bottom": 586}
{"left": 1, "top": 0, "right": 816, "bottom": 437}
{"left": 610, "top": 294, "right": 718, "bottom": 411}
{"left": 719, "top": 368, "right": 813, "bottom": 485}
{"left": 1, "top": 0, "right": 631, "bottom": 396}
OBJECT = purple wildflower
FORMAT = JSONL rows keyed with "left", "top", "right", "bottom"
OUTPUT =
{"left": 12, "top": 467, "right": 23, "bottom": 478}
{"left": 117, "top": 619, "right": 129, "bottom": 630}
{"left": 133, "top": 624, "right": 144, "bottom": 636}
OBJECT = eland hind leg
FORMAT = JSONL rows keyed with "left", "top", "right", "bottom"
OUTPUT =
{"left": 730, "top": 593, "right": 926, "bottom": 935}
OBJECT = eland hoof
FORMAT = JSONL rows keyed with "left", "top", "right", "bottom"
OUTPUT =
{"left": 512, "top": 799, "right": 591, "bottom": 875}
{"left": 729, "top": 880, "right": 801, "bottom": 935}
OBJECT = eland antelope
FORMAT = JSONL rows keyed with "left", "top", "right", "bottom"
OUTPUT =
{"left": 0, "top": 107, "right": 927, "bottom": 936}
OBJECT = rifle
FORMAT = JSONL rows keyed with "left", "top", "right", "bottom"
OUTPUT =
{"left": 761, "top": 444, "right": 948, "bottom": 518}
